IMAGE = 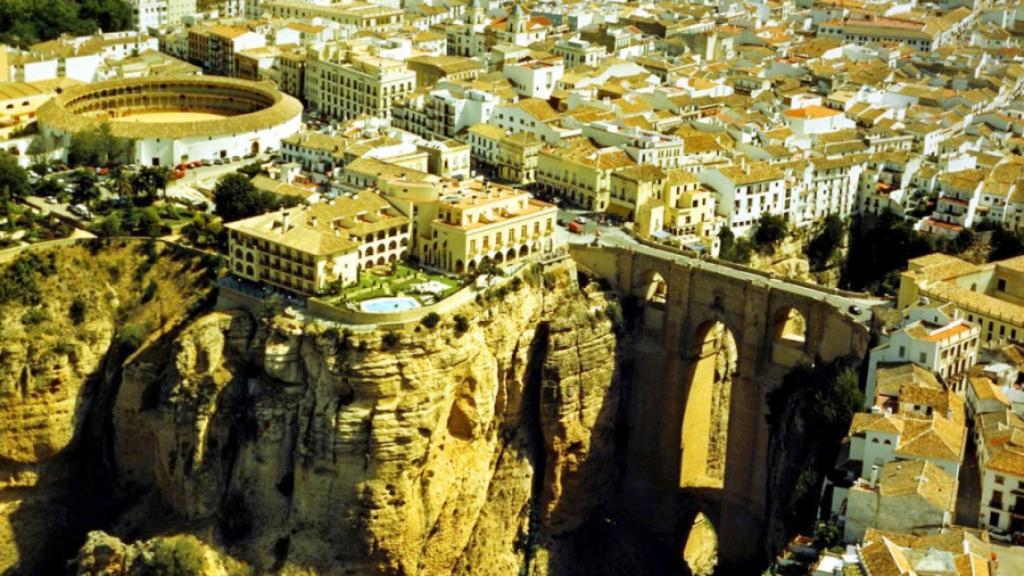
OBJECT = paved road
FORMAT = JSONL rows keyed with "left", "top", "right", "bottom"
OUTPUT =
{"left": 558, "top": 214, "right": 888, "bottom": 324}
{"left": 957, "top": 423, "right": 982, "bottom": 528}
{"left": 23, "top": 195, "right": 90, "bottom": 223}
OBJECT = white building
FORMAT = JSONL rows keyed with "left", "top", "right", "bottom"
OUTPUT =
{"left": 582, "top": 122, "right": 686, "bottom": 169}
{"left": 864, "top": 302, "right": 980, "bottom": 404}
{"left": 503, "top": 57, "right": 564, "bottom": 99}
{"left": 976, "top": 408, "right": 1024, "bottom": 533}
{"left": 698, "top": 160, "right": 790, "bottom": 235}
{"left": 552, "top": 38, "right": 605, "bottom": 69}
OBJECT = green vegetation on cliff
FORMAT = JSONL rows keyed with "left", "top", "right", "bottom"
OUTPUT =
{"left": 0, "top": 0, "right": 132, "bottom": 47}
{"left": 766, "top": 359, "right": 862, "bottom": 545}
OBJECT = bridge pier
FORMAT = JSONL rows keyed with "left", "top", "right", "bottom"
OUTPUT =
{"left": 572, "top": 244, "right": 870, "bottom": 569}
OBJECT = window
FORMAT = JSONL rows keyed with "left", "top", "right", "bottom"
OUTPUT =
{"left": 997, "top": 475, "right": 1006, "bottom": 485}
{"left": 899, "top": 346, "right": 906, "bottom": 358}
{"left": 990, "top": 511, "right": 1001, "bottom": 527}
{"left": 998, "top": 278, "right": 1007, "bottom": 291}
{"left": 919, "top": 352, "right": 927, "bottom": 364}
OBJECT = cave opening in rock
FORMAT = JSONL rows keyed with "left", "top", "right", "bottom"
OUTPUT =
{"left": 679, "top": 320, "right": 737, "bottom": 490}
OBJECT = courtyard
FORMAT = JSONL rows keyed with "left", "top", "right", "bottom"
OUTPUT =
{"left": 323, "top": 261, "right": 462, "bottom": 311}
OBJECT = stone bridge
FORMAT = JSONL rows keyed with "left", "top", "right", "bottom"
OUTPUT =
{"left": 570, "top": 243, "right": 871, "bottom": 571}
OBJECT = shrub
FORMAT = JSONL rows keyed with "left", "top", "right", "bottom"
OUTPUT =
{"left": 69, "top": 297, "right": 87, "bottom": 325}
{"left": 453, "top": 314, "right": 470, "bottom": 335}
{"left": 21, "top": 306, "right": 48, "bottom": 325}
{"left": 382, "top": 331, "right": 401, "bottom": 348}
{"left": 141, "top": 279, "right": 158, "bottom": 303}
{"left": 0, "top": 252, "right": 47, "bottom": 305}
{"left": 420, "top": 312, "right": 441, "bottom": 329}
{"left": 145, "top": 536, "right": 207, "bottom": 576}
{"left": 510, "top": 276, "right": 523, "bottom": 291}
{"left": 115, "top": 322, "right": 149, "bottom": 355}
{"left": 604, "top": 301, "right": 624, "bottom": 333}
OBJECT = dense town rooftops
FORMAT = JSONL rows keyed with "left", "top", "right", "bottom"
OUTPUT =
{"left": 545, "top": 137, "right": 636, "bottom": 170}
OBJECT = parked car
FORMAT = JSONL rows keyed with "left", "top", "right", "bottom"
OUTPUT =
{"left": 45, "top": 196, "right": 58, "bottom": 204}
{"left": 69, "top": 204, "right": 92, "bottom": 219}
{"left": 574, "top": 216, "right": 589, "bottom": 225}
{"left": 990, "top": 529, "right": 1012, "bottom": 543}
{"left": 848, "top": 304, "right": 863, "bottom": 316}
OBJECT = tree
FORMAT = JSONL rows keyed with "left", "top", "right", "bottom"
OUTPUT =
{"left": 985, "top": 223, "right": 1024, "bottom": 261}
{"left": 137, "top": 207, "right": 164, "bottom": 237}
{"left": 25, "top": 134, "right": 52, "bottom": 167}
{"left": 69, "top": 169, "right": 100, "bottom": 206}
{"left": 753, "top": 213, "right": 788, "bottom": 253}
{"left": 0, "top": 153, "right": 30, "bottom": 201}
{"left": 213, "top": 173, "right": 281, "bottom": 222}
{"left": 804, "top": 214, "right": 844, "bottom": 272}
{"left": 95, "top": 211, "right": 123, "bottom": 237}
{"left": 108, "top": 165, "right": 132, "bottom": 199}
{"left": 0, "top": 0, "right": 131, "bottom": 48}
{"left": 130, "top": 166, "right": 172, "bottom": 205}
{"left": 67, "top": 124, "right": 132, "bottom": 167}
{"left": 841, "top": 212, "right": 937, "bottom": 295}
{"left": 717, "top": 227, "right": 753, "bottom": 264}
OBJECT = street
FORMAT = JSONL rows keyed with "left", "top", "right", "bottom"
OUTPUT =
{"left": 957, "top": 424, "right": 982, "bottom": 528}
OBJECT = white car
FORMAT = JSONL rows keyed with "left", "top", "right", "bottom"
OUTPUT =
{"left": 69, "top": 204, "right": 92, "bottom": 219}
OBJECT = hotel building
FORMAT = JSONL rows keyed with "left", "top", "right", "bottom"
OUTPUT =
{"left": 225, "top": 191, "right": 412, "bottom": 295}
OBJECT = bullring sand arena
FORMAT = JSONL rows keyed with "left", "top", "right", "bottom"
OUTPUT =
{"left": 37, "top": 76, "right": 303, "bottom": 165}
{"left": 112, "top": 111, "right": 229, "bottom": 124}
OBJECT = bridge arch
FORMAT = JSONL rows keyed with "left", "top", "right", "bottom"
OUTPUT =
{"left": 644, "top": 271, "right": 668, "bottom": 306}
{"left": 772, "top": 306, "right": 807, "bottom": 346}
{"left": 679, "top": 319, "right": 738, "bottom": 490}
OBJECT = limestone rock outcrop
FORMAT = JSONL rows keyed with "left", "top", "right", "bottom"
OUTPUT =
{"left": 0, "top": 241, "right": 219, "bottom": 574}
{"left": 109, "top": 261, "right": 623, "bottom": 575}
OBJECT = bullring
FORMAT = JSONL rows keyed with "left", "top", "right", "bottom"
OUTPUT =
{"left": 37, "top": 76, "right": 303, "bottom": 166}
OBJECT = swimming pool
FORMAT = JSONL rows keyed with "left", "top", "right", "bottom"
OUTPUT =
{"left": 360, "top": 296, "right": 422, "bottom": 313}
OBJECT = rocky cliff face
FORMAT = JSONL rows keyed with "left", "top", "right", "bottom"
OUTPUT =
{"left": 89, "top": 260, "right": 625, "bottom": 575}
{"left": 0, "top": 240, "right": 220, "bottom": 574}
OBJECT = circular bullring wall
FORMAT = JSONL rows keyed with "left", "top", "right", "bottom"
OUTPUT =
{"left": 37, "top": 76, "right": 303, "bottom": 166}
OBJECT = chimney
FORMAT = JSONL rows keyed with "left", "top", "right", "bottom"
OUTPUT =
{"left": 281, "top": 212, "right": 290, "bottom": 231}
{"left": 946, "top": 408, "right": 953, "bottom": 420}
{"left": 310, "top": 215, "right": 318, "bottom": 227}
{"left": 869, "top": 465, "right": 879, "bottom": 489}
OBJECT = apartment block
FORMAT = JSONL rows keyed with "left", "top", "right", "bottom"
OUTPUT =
{"left": 305, "top": 45, "right": 415, "bottom": 121}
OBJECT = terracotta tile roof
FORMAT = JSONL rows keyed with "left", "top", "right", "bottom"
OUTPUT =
{"left": 895, "top": 414, "right": 966, "bottom": 463}
{"left": 784, "top": 105, "right": 841, "bottom": 119}
{"left": 877, "top": 459, "right": 956, "bottom": 511}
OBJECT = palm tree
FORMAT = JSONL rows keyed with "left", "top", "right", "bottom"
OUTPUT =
{"left": 109, "top": 166, "right": 131, "bottom": 201}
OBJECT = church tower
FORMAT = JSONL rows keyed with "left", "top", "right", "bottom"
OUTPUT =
{"left": 509, "top": 4, "right": 527, "bottom": 35}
